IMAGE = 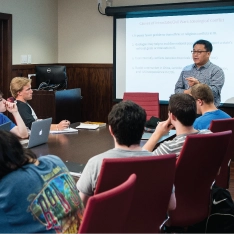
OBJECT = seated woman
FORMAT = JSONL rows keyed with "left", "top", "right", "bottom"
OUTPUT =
{"left": 0, "top": 90, "right": 28, "bottom": 138}
{"left": 0, "top": 130, "right": 84, "bottom": 233}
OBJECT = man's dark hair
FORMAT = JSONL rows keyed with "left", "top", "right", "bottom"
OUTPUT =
{"left": 108, "top": 100, "right": 146, "bottom": 147}
{"left": 168, "top": 93, "right": 197, "bottom": 126}
{"left": 0, "top": 130, "right": 37, "bottom": 179}
{"left": 193, "top": 39, "right": 213, "bottom": 52}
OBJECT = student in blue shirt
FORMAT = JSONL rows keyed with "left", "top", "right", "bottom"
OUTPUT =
{"left": 191, "top": 83, "right": 230, "bottom": 130}
{"left": 0, "top": 130, "right": 84, "bottom": 233}
{"left": 0, "top": 90, "right": 28, "bottom": 138}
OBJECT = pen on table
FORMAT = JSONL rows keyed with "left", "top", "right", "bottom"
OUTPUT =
{"left": 66, "top": 119, "right": 70, "bottom": 129}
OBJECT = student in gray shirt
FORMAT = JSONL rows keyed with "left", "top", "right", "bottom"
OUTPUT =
{"left": 77, "top": 100, "right": 176, "bottom": 210}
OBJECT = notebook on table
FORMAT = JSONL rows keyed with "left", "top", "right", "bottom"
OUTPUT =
{"left": 141, "top": 130, "right": 176, "bottom": 142}
{"left": 21, "top": 118, "right": 52, "bottom": 148}
{"left": 0, "top": 122, "right": 11, "bottom": 131}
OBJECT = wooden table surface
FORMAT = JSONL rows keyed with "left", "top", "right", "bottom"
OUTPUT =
{"left": 31, "top": 123, "right": 114, "bottom": 164}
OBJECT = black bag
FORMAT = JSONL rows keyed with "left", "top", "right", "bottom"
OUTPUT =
{"left": 186, "top": 185, "right": 234, "bottom": 233}
{"left": 144, "top": 116, "right": 161, "bottom": 132}
{"left": 205, "top": 185, "right": 234, "bottom": 233}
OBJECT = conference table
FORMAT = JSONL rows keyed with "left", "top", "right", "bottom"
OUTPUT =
{"left": 30, "top": 122, "right": 176, "bottom": 173}
{"left": 31, "top": 123, "right": 114, "bottom": 165}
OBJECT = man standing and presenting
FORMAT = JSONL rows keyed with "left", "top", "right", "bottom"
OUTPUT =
{"left": 175, "top": 39, "right": 224, "bottom": 107}
{"left": 191, "top": 83, "right": 230, "bottom": 130}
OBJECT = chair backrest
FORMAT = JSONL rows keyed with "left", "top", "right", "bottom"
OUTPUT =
{"left": 79, "top": 174, "right": 137, "bottom": 233}
{"left": 123, "top": 92, "right": 160, "bottom": 120}
{"left": 209, "top": 118, "right": 234, "bottom": 188}
{"left": 94, "top": 154, "right": 176, "bottom": 233}
{"left": 168, "top": 130, "right": 232, "bottom": 227}
{"left": 55, "top": 88, "right": 81, "bottom": 123}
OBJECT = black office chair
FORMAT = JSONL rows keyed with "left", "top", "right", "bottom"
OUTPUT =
{"left": 55, "top": 88, "right": 82, "bottom": 123}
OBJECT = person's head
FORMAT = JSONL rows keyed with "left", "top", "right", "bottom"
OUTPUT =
{"left": 191, "top": 83, "right": 214, "bottom": 114}
{"left": 192, "top": 39, "right": 212, "bottom": 67}
{"left": 0, "top": 130, "right": 37, "bottom": 179}
{"left": 0, "top": 90, "right": 7, "bottom": 112}
{"left": 191, "top": 83, "right": 214, "bottom": 104}
{"left": 10, "top": 77, "right": 33, "bottom": 101}
{"left": 108, "top": 100, "right": 146, "bottom": 147}
{"left": 168, "top": 93, "right": 197, "bottom": 126}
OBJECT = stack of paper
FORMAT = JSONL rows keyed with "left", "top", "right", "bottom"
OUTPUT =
{"left": 83, "top": 121, "right": 106, "bottom": 127}
{"left": 50, "top": 128, "right": 78, "bottom": 134}
{"left": 76, "top": 123, "right": 99, "bottom": 130}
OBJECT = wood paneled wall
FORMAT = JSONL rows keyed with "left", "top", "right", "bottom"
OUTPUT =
{"left": 11, "top": 64, "right": 113, "bottom": 123}
{"left": 11, "top": 63, "right": 234, "bottom": 123}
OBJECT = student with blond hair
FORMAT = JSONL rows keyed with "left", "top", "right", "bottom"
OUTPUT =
{"left": 10, "top": 77, "right": 70, "bottom": 131}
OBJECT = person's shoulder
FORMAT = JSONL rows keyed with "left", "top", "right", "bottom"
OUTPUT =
{"left": 0, "top": 112, "right": 7, "bottom": 118}
{"left": 0, "top": 165, "right": 29, "bottom": 186}
{"left": 88, "top": 148, "right": 154, "bottom": 163}
{"left": 39, "top": 155, "right": 64, "bottom": 165}
{"left": 40, "top": 154, "right": 61, "bottom": 161}
{"left": 193, "top": 117, "right": 200, "bottom": 128}
{"left": 198, "top": 129, "right": 212, "bottom": 134}
{"left": 0, "top": 112, "right": 5, "bottom": 119}
{"left": 86, "top": 149, "right": 115, "bottom": 164}
{"left": 208, "top": 61, "right": 224, "bottom": 71}
{"left": 182, "top": 64, "right": 194, "bottom": 71}
{"left": 0, "top": 113, "right": 12, "bottom": 123}
{"left": 217, "top": 109, "right": 231, "bottom": 118}
{"left": 194, "top": 114, "right": 204, "bottom": 122}
{"left": 16, "top": 100, "right": 28, "bottom": 107}
{"left": 15, "top": 100, "right": 23, "bottom": 104}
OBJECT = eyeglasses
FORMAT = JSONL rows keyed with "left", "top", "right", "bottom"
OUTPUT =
{"left": 191, "top": 50, "right": 208, "bottom": 55}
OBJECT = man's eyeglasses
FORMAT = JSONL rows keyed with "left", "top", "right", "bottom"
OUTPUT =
{"left": 191, "top": 50, "right": 208, "bottom": 55}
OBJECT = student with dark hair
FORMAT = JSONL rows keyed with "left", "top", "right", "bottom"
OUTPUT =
{"left": 0, "top": 90, "right": 28, "bottom": 138}
{"left": 0, "top": 130, "right": 84, "bottom": 233}
{"left": 77, "top": 100, "right": 176, "bottom": 210}
{"left": 191, "top": 83, "right": 230, "bottom": 130}
{"left": 143, "top": 93, "right": 211, "bottom": 157}
{"left": 175, "top": 39, "right": 224, "bottom": 107}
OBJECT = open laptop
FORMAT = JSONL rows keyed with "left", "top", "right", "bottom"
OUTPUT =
{"left": 21, "top": 118, "right": 52, "bottom": 148}
{"left": 0, "top": 122, "right": 11, "bottom": 131}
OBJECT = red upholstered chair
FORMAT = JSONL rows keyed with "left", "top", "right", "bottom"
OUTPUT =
{"left": 209, "top": 118, "right": 234, "bottom": 189}
{"left": 123, "top": 92, "right": 160, "bottom": 120}
{"left": 78, "top": 174, "right": 137, "bottom": 233}
{"left": 94, "top": 154, "right": 176, "bottom": 233}
{"left": 168, "top": 130, "right": 232, "bottom": 228}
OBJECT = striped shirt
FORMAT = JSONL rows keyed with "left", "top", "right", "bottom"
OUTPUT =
{"left": 153, "top": 129, "right": 212, "bottom": 157}
{"left": 175, "top": 61, "right": 225, "bottom": 107}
